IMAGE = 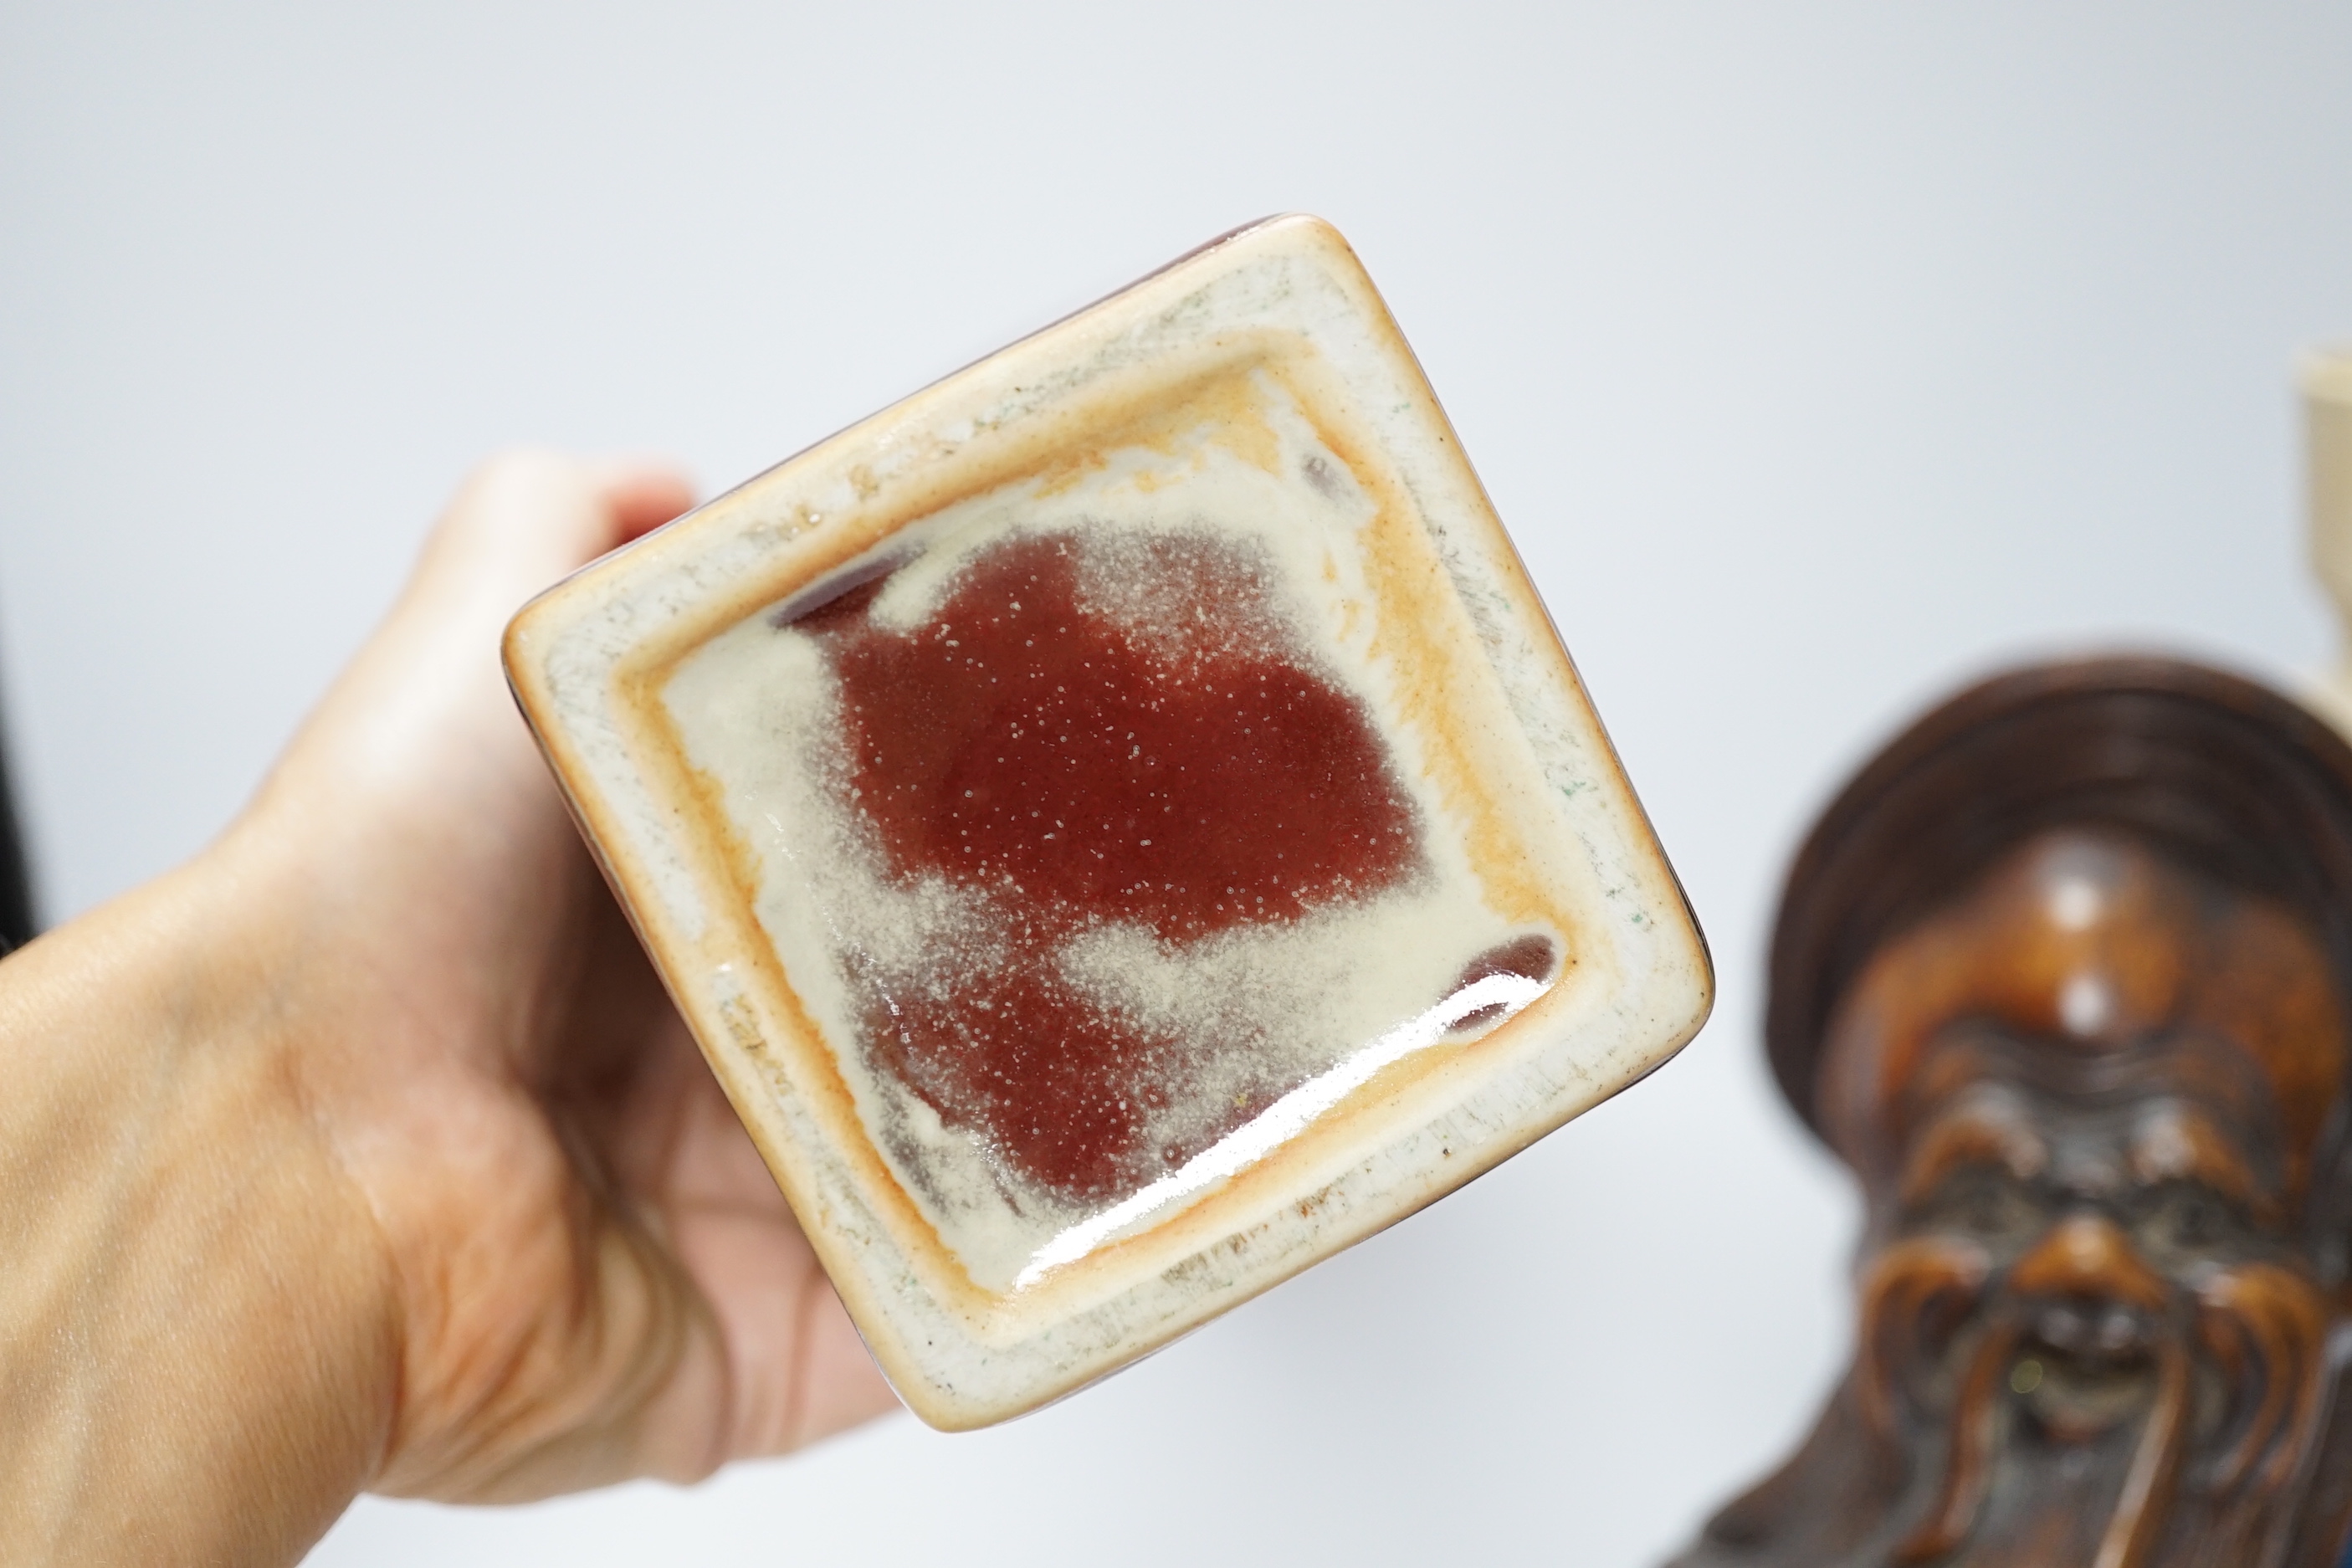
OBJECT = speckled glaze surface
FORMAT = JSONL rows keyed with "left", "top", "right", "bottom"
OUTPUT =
{"left": 502, "top": 215, "right": 1712, "bottom": 1430}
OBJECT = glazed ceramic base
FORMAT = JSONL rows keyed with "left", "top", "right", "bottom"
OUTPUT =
{"left": 503, "top": 215, "right": 1712, "bottom": 1429}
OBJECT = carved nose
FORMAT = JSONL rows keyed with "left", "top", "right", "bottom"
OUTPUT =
{"left": 2009, "top": 1213, "right": 2170, "bottom": 1313}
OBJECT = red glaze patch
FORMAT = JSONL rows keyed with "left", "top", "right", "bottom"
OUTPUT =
{"left": 792, "top": 529, "right": 1425, "bottom": 1202}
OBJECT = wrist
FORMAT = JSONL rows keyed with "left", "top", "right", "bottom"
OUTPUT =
{"left": 0, "top": 843, "right": 400, "bottom": 1565}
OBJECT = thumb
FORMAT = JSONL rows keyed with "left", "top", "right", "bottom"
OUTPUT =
{"left": 264, "top": 451, "right": 694, "bottom": 815}
{"left": 408, "top": 450, "right": 696, "bottom": 635}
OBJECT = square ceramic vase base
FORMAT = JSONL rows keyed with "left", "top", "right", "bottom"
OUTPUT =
{"left": 504, "top": 215, "right": 1714, "bottom": 1431}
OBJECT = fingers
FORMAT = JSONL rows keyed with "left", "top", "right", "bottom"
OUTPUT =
{"left": 269, "top": 450, "right": 693, "bottom": 808}
{"left": 781, "top": 1278, "right": 904, "bottom": 1451}
{"left": 650, "top": 1203, "right": 901, "bottom": 1467}
{"left": 604, "top": 1037, "right": 900, "bottom": 1468}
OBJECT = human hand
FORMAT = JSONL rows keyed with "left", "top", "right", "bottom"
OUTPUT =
{"left": 252, "top": 453, "right": 902, "bottom": 1499}
{"left": 0, "top": 453, "right": 898, "bottom": 1566}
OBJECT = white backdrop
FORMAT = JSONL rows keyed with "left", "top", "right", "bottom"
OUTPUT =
{"left": 4, "top": 4, "right": 2349, "bottom": 1563}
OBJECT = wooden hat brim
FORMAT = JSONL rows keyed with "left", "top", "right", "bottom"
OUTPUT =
{"left": 1765, "top": 655, "right": 2352, "bottom": 1145}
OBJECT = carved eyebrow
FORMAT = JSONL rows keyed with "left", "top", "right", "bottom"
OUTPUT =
{"left": 2129, "top": 1105, "right": 2274, "bottom": 1222}
{"left": 1900, "top": 1101, "right": 2049, "bottom": 1207}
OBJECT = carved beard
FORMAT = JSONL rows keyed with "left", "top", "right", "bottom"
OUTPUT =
{"left": 1853, "top": 1229, "right": 2330, "bottom": 1568}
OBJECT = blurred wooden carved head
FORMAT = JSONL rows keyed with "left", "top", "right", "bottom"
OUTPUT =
{"left": 1677, "top": 658, "right": 2352, "bottom": 1568}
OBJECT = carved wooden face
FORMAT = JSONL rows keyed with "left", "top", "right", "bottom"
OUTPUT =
{"left": 1681, "top": 829, "right": 2352, "bottom": 1568}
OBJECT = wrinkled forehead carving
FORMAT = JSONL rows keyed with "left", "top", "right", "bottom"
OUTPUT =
{"left": 1820, "top": 829, "right": 2347, "bottom": 1203}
